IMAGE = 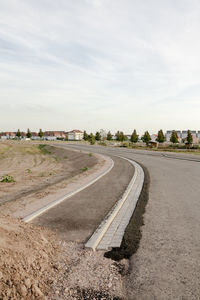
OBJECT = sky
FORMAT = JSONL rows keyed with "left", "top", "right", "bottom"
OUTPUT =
{"left": 0, "top": 0, "right": 200, "bottom": 135}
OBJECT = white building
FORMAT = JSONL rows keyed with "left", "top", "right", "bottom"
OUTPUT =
{"left": 165, "top": 131, "right": 172, "bottom": 142}
{"left": 67, "top": 130, "right": 83, "bottom": 141}
{"left": 0, "top": 132, "right": 16, "bottom": 140}
{"left": 197, "top": 131, "right": 200, "bottom": 141}
{"left": 43, "top": 131, "right": 66, "bottom": 141}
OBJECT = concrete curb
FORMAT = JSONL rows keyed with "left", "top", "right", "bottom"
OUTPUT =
{"left": 23, "top": 156, "right": 114, "bottom": 223}
{"left": 85, "top": 156, "right": 144, "bottom": 251}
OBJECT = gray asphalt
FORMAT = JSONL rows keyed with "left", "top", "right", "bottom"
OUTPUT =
{"left": 32, "top": 155, "right": 134, "bottom": 243}
{"left": 62, "top": 144, "right": 200, "bottom": 300}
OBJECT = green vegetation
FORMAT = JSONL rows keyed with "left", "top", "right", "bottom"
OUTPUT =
{"left": 38, "top": 129, "right": 44, "bottom": 138}
{"left": 95, "top": 131, "right": 101, "bottom": 141}
{"left": 187, "top": 130, "right": 193, "bottom": 145}
{"left": 26, "top": 128, "right": 32, "bottom": 139}
{"left": 107, "top": 131, "right": 112, "bottom": 141}
{"left": 38, "top": 144, "right": 51, "bottom": 155}
{"left": 98, "top": 141, "right": 107, "bottom": 146}
{"left": 141, "top": 131, "right": 151, "bottom": 145}
{"left": 88, "top": 133, "right": 96, "bottom": 145}
{"left": 89, "top": 153, "right": 93, "bottom": 157}
{"left": 16, "top": 129, "right": 21, "bottom": 139}
{"left": 115, "top": 131, "right": 127, "bottom": 142}
{"left": 170, "top": 130, "right": 179, "bottom": 144}
{"left": 120, "top": 142, "right": 129, "bottom": 147}
{"left": 0, "top": 174, "right": 15, "bottom": 183}
{"left": 83, "top": 130, "right": 88, "bottom": 141}
{"left": 26, "top": 169, "right": 31, "bottom": 174}
{"left": 81, "top": 166, "right": 88, "bottom": 172}
{"left": 131, "top": 129, "right": 139, "bottom": 143}
{"left": 156, "top": 129, "right": 165, "bottom": 143}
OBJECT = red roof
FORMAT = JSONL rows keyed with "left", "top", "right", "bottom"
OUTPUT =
{"left": 68, "top": 130, "right": 83, "bottom": 133}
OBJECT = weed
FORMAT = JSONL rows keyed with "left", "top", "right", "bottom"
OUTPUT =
{"left": 81, "top": 166, "right": 88, "bottom": 172}
{"left": 54, "top": 156, "right": 60, "bottom": 162}
{"left": 98, "top": 141, "right": 107, "bottom": 146}
{"left": 40, "top": 173, "right": 45, "bottom": 177}
{"left": 26, "top": 169, "right": 31, "bottom": 174}
{"left": 89, "top": 153, "right": 93, "bottom": 157}
{"left": 0, "top": 174, "right": 15, "bottom": 183}
{"left": 49, "top": 171, "right": 55, "bottom": 176}
{"left": 38, "top": 144, "right": 51, "bottom": 155}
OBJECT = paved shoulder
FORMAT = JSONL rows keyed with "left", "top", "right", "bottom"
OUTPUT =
{"left": 32, "top": 156, "right": 135, "bottom": 243}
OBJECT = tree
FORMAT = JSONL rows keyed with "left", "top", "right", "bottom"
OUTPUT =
{"left": 38, "top": 129, "right": 44, "bottom": 139}
{"left": 89, "top": 133, "right": 95, "bottom": 145}
{"left": 141, "top": 131, "right": 151, "bottom": 145}
{"left": 83, "top": 130, "right": 88, "bottom": 141}
{"left": 170, "top": 130, "right": 179, "bottom": 143}
{"left": 107, "top": 131, "right": 112, "bottom": 141}
{"left": 115, "top": 131, "right": 126, "bottom": 142}
{"left": 186, "top": 130, "right": 193, "bottom": 145}
{"left": 26, "top": 128, "right": 32, "bottom": 139}
{"left": 95, "top": 131, "right": 101, "bottom": 141}
{"left": 16, "top": 129, "right": 21, "bottom": 139}
{"left": 130, "top": 129, "right": 138, "bottom": 143}
{"left": 156, "top": 129, "right": 165, "bottom": 143}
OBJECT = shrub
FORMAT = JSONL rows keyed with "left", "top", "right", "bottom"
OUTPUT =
{"left": 81, "top": 166, "right": 88, "bottom": 172}
{"left": 98, "top": 141, "right": 107, "bottom": 146}
{"left": 0, "top": 174, "right": 15, "bottom": 183}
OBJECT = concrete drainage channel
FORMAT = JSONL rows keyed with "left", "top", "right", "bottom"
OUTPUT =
{"left": 85, "top": 157, "right": 144, "bottom": 251}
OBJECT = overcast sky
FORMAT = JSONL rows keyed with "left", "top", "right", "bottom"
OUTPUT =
{"left": 0, "top": 0, "right": 200, "bottom": 134}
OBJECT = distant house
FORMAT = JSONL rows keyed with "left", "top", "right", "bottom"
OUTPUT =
{"left": 126, "top": 135, "right": 131, "bottom": 140}
{"left": 31, "top": 132, "right": 39, "bottom": 140}
{"left": 0, "top": 132, "right": 16, "bottom": 140}
{"left": 166, "top": 130, "right": 181, "bottom": 142}
{"left": 197, "top": 131, "right": 200, "bottom": 142}
{"left": 44, "top": 131, "right": 66, "bottom": 141}
{"left": 165, "top": 131, "right": 172, "bottom": 142}
{"left": 67, "top": 130, "right": 83, "bottom": 141}
{"left": 150, "top": 134, "right": 158, "bottom": 142}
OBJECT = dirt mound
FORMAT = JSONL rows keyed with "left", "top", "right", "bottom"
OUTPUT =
{"left": 0, "top": 216, "right": 58, "bottom": 299}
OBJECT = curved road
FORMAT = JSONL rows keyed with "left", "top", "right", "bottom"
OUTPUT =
{"left": 62, "top": 144, "right": 200, "bottom": 300}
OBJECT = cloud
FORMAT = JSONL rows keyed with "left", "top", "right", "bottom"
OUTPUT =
{"left": 0, "top": 0, "right": 200, "bottom": 133}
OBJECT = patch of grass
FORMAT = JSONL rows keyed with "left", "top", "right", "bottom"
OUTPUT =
{"left": 54, "top": 156, "right": 60, "bottom": 162}
{"left": 38, "top": 144, "right": 51, "bottom": 155}
{"left": 98, "top": 141, "right": 107, "bottom": 146}
{"left": 26, "top": 169, "right": 31, "bottom": 174}
{"left": 88, "top": 153, "right": 93, "bottom": 157}
{"left": 80, "top": 166, "right": 88, "bottom": 172}
{"left": 40, "top": 173, "right": 45, "bottom": 177}
{"left": 0, "top": 174, "right": 15, "bottom": 183}
{"left": 49, "top": 170, "right": 55, "bottom": 176}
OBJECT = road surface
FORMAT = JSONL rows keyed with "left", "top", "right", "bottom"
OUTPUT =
{"left": 61, "top": 144, "right": 200, "bottom": 300}
{"left": 32, "top": 155, "right": 134, "bottom": 243}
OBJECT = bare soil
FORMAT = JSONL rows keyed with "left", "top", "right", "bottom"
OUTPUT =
{"left": 0, "top": 141, "right": 97, "bottom": 207}
{"left": 0, "top": 216, "right": 127, "bottom": 300}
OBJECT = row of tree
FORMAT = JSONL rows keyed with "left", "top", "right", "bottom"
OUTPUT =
{"left": 16, "top": 129, "right": 44, "bottom": 139}
{"left": 83, "top": 129, "right": 194, "bottom": 145}
{"left": 13, "top": 128, "right": 194, "bottom": 145}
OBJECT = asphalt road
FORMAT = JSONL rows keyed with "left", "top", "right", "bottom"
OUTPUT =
{"left": 62, "top": 144, "right": 200, "bottom": 300}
